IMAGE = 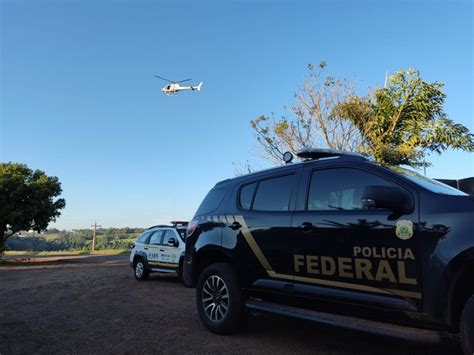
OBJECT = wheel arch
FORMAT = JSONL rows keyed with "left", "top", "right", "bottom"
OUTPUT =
{"left": 191, "top": 247, "right": 234, "bottom": 287}
{"left": 133, "top": 251, "right": 149, "bottom": 266}
{"left": 445, "top": 247, "right": 474, "bottom": 329}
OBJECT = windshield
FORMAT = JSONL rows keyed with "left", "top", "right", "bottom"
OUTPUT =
{"left": 387, "top": 166, "right": 468, "bottom": 196}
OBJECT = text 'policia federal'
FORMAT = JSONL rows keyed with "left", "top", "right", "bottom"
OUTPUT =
{"left": 294, "top": 246, "right": 416, "bottom": 285}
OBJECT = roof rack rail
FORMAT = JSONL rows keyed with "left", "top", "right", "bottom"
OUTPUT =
{"left": 146, "top": 221, "right": 189, "bottom": 230}
{"left": 297, "top": 148, "right": 365, "bottom": 161}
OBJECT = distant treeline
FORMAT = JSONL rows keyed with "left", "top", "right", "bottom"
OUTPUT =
{"left": 6, "top": 228, "right": 145, "bottom": 252}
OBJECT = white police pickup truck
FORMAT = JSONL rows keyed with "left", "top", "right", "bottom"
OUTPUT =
{"left": 130, "top": 221, "right": 187, "bottom": 281}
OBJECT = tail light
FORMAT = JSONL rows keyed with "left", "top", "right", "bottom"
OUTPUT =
{"left": 186, "top": 219, "right": 199, "bottom": 237}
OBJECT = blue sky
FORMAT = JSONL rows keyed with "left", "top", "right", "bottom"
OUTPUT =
{"left": 1, "top": 0, "right": 473, "bottom": 229}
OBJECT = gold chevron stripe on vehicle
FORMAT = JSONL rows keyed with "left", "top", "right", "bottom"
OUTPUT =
{"left": 233, "top": 215, "right": 274, "bottom": 271}
{"left": 233, "top": 215, "right": 422, "bottom": 300}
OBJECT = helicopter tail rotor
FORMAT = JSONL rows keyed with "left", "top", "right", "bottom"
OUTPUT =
{"left": 194, "top": 82, "right": 203, "bottom": 91}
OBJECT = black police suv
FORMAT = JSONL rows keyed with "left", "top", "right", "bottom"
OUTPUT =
{"left": 184, "top": 149, "right": 474, "bottom": 354}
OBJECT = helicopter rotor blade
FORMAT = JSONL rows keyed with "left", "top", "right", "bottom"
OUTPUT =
{"left": 154, "top": 75, "right": 175, "bottom": 83}
{"left": 176, "top": 79, "right": 192, "bottom": 83}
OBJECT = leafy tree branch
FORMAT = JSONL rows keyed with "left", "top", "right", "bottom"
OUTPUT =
{"left": 0, "top": 163, "right": 66, "bottom": 254}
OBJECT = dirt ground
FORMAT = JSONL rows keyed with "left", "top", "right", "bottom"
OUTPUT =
{"left": 0, "top": 255, "right": 462, "bottom": 354}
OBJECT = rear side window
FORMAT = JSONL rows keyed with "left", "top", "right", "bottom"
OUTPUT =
{"left": 148, "top": 230, "right": 163, "bottom": 245}
{"left": 137, "top": 231, "right": 151, "bottom": 244}
{"left": 195, "top": 188, "right": 227, "bottom": 216}
{"left": 239, "top": 182, "right": 257, "bottom": 210}
{"left": 253, "top": 175, "right": 295, "bottom": 211}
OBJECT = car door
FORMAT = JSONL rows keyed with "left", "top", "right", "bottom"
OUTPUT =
{"left": 158, "top": 229, "right": 180, "bottom": 269}
{"left": 145, "top": 230, "right": 164, "bottom": 265}
{"left": 224, "top": 172, "right": 300, "bottom": 291}
{"left": 133, "top": 231, "right": 153, "bottom": 260}
{"left": 291, "top": 164, "right": 422, "bottom": 312}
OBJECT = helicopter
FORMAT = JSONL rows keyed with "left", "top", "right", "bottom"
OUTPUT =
{"left": 154, "top": 75, "right": 203, "bottom": 96}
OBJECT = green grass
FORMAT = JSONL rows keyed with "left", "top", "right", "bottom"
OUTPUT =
{"left": 4, "top": 249, "right": 130, "bottom": 256}
{"left": 90, "top": 249, "right": 130, "bottom": 255}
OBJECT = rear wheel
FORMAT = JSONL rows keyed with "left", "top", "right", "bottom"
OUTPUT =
{"left": 134, "top": 258, "right": 149, "bottom": 281}
{"left": 177, "top": 259, "right": 184, "bottom": 284}
{"left": 196, "top": 263, "right": 247, "bottom": 334}
{"left": 461, "top": 295, "right": 474, "bottom": 355}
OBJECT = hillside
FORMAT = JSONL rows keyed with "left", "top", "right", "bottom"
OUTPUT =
{"left": 6, "top": 228, "right": 145, "bottom": 252}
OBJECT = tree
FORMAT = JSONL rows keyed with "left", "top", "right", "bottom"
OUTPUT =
{"left": 250, "top": 62, "right": 362, "bottom": 165}
{"left": 0, "top": 163, "right": 66, "bottom": 254}
{"left": 338, "top": 69, "right": 474, "bottom": 166}
{"left": 232, "top": 160, "right": 253, "bottom": 176}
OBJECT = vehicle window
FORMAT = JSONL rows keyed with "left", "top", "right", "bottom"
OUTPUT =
{"left": 162, "top": 230, "right": 177, "bottom": 246}
{"left": 239, "top": 182, "right": 257, "bottom": 210}
{"left": 308, "top": 168, "right": 395, "bottom": 211}
{"left": 195, "top": 188, "right": 227, "bottom": 216}
{"left": 148, "top": 230, "right": 163, "bottom": 245}
{"left": 137, "top": 231, "right": 151, "bottom": 244}
{"left": 253, "top": 175, "right": 295, "bottom": 211}
{"left": 176, "top": 228, "right": 186, "bottom": 242}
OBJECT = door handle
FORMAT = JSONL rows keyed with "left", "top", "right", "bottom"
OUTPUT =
{"left": 301, "top": 222, "right": 316, "bottom": 231}
{"left": 159, "top": 249, "right": 165, "bottom": 252}
{"left": 144, "top": 247, "right": 149, "bottom": 250}
{"left": 229, "top": 221, "right": 242, "bottom": 230}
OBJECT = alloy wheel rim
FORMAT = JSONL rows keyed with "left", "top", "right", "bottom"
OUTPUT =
{"left": 135, "top": 262, "right": 144, "bottom": 277}
{"left": 202, "top": 275, "right": 229, "bottom": 322}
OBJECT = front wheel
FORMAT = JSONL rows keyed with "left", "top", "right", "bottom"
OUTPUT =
{"left": 196, "top": 263, "right": 247, "bottom": 334}
{"left": 461, "top": 295, "right": 474, "bottom": 355}
{"left": 134, "top": 259, "right": 149, "bottom": 281}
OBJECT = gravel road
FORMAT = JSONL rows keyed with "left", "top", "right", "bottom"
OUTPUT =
{"left": 0, "top": 255, "right": 461, "bottom": 354}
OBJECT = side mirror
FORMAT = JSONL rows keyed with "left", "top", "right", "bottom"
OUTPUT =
{"left": 361, "top": 185, "right": 413, "bottom": 215}
{"left": 167, "top": 237, "right": 178, "bottom": 247}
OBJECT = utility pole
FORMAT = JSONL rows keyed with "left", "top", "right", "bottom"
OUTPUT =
{"left": 91, "top": 221, "right": 101, "bottom": 252}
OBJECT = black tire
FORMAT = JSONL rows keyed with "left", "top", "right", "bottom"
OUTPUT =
{"left": 461, "top": 295, "right": 474, "bottom": 355}
{"left": 177, "top": 259, "right": 184, "bottom": 284}
{"left": 133, "top": 258, "right": 149, "bottom": 281}
{"left": 196, "top": 262, "right": 248, "bottom": 334}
